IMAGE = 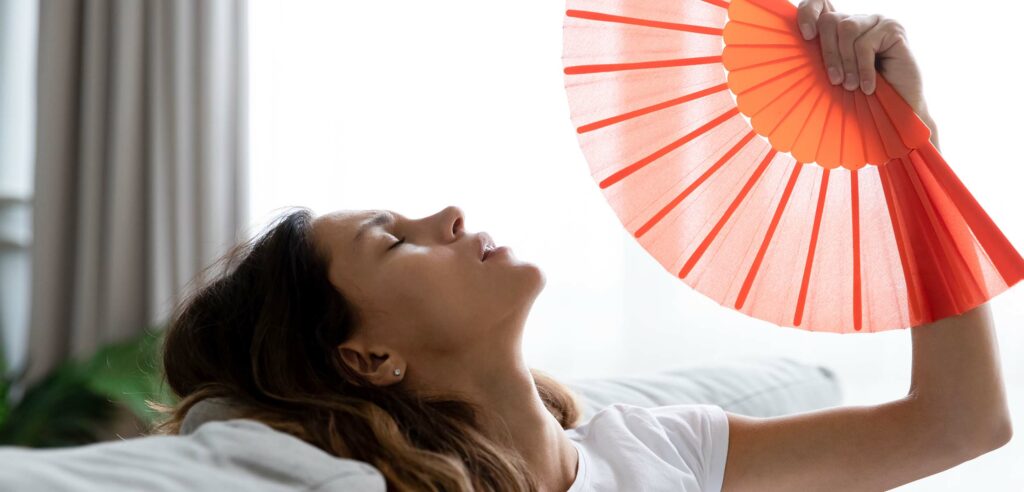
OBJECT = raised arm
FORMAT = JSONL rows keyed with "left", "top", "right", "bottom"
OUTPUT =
{"left": 720, "top": 2, "right": 1013, "bottom": 490}
{"left": 723, "top": 302, "right": 1011, "bottom": 491}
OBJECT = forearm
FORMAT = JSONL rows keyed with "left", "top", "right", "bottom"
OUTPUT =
{"left": 904, "top": 302, "right": 1011, "bottom": 449}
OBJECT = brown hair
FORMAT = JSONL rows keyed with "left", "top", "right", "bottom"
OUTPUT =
{"left": 150, "top": 207, "right": 582, "bottom": 491}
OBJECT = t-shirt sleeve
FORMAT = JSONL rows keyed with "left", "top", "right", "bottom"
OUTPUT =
{"left": 647, "top": 404, "right": 731, "bottom": 492}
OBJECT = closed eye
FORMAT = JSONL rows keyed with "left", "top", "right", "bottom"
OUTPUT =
{"left": 388, "top": 237, "right": 406, "bottom": 250}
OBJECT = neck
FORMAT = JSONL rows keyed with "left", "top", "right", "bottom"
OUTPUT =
{"left": 411, "top": 339, "right": 579, "bottom": 491}
{"left": 474, "top": 359, "right": 579, "bottom": 492}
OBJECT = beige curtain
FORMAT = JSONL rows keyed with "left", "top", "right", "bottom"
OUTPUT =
{"left": 28, "top": 0, "right": 248, "bottom": 382}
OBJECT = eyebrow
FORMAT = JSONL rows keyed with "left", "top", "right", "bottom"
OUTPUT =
{"left": 352, "top": 211, "right": 395, "bottom": 245}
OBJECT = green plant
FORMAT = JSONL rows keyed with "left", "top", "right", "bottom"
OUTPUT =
{"left": 0, "top": 327, "right": 174, "bottom": 448}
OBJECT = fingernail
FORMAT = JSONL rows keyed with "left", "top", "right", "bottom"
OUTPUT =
{"left": 800, "top": 23, "right": 813, "bottom": 40}
{"left": 828, "top": 67, "right": 842, "bottom": 85}
{"left": 861, "top": 78, "right": 875, "bottom": 94}
{"left": 844, "top": 73, "right": 858, "bottom": 90}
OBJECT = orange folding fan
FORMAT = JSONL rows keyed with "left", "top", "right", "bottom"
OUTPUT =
{"left": 562, "top": 0, "right": 1024, "bottom": 332}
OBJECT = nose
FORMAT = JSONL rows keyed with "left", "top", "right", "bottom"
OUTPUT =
{"left": 444, "top": 205, "right": 465, "bottom": 241}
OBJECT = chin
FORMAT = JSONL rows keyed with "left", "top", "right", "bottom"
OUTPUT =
{"left": 522, "top": 262, "right": 546, "bottom": 291}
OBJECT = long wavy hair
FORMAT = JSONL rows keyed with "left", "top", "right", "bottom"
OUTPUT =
{"left": 150, "top": 207, "right": 582, "bottom": 491}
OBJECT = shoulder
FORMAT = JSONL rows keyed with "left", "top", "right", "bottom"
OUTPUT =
{"left": 567, "top": 404, "right": 731, "bottom": 492}
{"left": 571, "top": 403, "right": 729, "bottom": 439}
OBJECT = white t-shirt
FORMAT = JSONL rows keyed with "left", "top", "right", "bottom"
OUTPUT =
{"left": 565, "top": 403, "right": 730, "bottom": 491}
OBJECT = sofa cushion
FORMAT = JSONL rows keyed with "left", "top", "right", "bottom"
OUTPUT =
{"left": 0, "top": 418, "right": 384, "bottom": 492}
{"left": 567, "top": 356, "right": 842, "bottom": 420}
{"left": 0, "top": 357, "right": 841, "bottom": 491}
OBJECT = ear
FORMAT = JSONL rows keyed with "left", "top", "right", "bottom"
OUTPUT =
{"left": 337, "top": 338, "right": 406, "bottom": 386}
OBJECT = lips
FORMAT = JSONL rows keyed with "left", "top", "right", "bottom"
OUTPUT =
{"left": 478, "top": 233, "right": 495, "bottom": 262}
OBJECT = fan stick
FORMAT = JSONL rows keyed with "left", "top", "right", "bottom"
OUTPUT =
{"left": 878, "top": 163, "right": 922, "bottom": 324}
{"left": 883, "top": 159, "right": 961, "bottom": 320}
{"left": 679, "top": 148, "right": 778, "bottom": 278}
{"left": 704, "top": 0, "right": 731, "bottom": 9}
{"left": 917, "top": 144, "right": 1024, "bottom": 283}
{"left": 747, "top": 0, "right": 793, "bottom": 20}
{"left": 763, "top": 74, "right": 816, "bottom": 138}
{"left": 564, "top": 56, "right": 723, "bottom": 75}
{"left": 727, "top": 54, "right": 805, "bottom": 74}
{"left": 851, "top": 170, "right": 863, "bottom": 331}
{"left": 873, "top": 78, "right": 931, "bottom": 150}
{"left": 635, "top": 130, "right": 758, "bottom": 238}
{"left": 863, "top": 89, "right": 908, "bottom": 158}
{"left": 599, "top": 107, "right": 740, "bottom": 189}
{"left": 791, "top": 86, "right": 835, "bottom": 167}
{"left": 578, "top": 83, "right": 729, "bottom": 134}
{"left": 746, "top": 71, "right": 815, "bottom": 120}
{"left": 727, "top": 43, "right": 804, "bottom": 49}
{"left": 565, "top": 10, "right": 723, "bottom": 35}
{"left": 793, "top": 168, "right": 830, "bottom": 327}
{"left": 727, "top": 19, "right": 795, "bottom": 36}
{"left": 735, "top": 162, "right": 804, "bottom": 309}
{"left": 903, "top": 155, "right": 985, "bottom": 307}
{"left": 733, "top": 63, "right": 811, "bottom": 98}
{"left": 771, "top": 83, "right": 826, "bottom": 152}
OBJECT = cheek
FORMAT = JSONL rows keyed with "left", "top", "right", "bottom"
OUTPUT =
{"left": 387, "top": 252, "right": 478, "bottom": 319}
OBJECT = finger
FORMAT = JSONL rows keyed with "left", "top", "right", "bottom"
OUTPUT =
{"left": 797, "top": 0, "right": 828, "bottom": 40}
{"left": 816, "top": 11, "right": 846, "bottom": 85}
{"left": 855, "top": 18, "right": 905, "bottom": 95}
{"left": 837, "top": 15, "right": 881, "bottom": 91}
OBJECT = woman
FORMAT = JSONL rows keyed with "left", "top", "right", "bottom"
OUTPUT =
{"left": 155, "top": 1, "right": 1013, "bottom": 490}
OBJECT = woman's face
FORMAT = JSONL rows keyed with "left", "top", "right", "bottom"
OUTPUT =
{"left": 311, "top": 205, "right": 545, "bottom": 385}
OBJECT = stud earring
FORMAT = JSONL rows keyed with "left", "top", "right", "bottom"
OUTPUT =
{"left": 393, "top": 368, "right": 401, "bottom": 377}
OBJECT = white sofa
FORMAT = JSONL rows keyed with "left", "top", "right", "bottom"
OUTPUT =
{"left": 0, "top": 356, "right": 841, "bottom": 491}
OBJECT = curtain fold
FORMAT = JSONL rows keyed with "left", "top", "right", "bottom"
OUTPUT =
{"left": 28, "top": 0, "right": 248, "bottom": 382}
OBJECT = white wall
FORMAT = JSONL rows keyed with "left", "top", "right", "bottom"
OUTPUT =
{"left": 248, "top": 2, "right": 1024, "bottom": 489}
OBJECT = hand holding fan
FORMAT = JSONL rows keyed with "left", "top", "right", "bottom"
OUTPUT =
{"left": 562, "top": 0, "right": 1024, "bottom": 332}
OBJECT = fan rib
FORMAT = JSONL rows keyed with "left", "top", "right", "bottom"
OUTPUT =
{"left": 793, "top": 168, "right": 831, "bottom": 327}
{"left": 886, "top": 158, "right": 960, "bottom": 318}
{"left": 791, "top": 85, "right": 835, "bottom": 166}
{"left": 817, "top": 86, "right": 845, "bottom": 168}
{"left": 838, "top": 90, "right": 848, "bottom": 165}
{"left": 878, "top": 164, "right": 922, "bottom": 324}
{"left": 599, "top": 108, "right": 740, "bottom": 189}
{"left": 679, "top": 148, "right": 778, "bottom": 279}
{"left": 727, "top": 43, "right": 803, "bottom": 49}
{"left": 565, "top": 10, "right": 724, "bottom": 35}
{"left": 765, "top": 75, "right": 815, "bottom": 137}
{"left": 735, "top": 162, "right": 804, "bottom": 309}
{"left": 874, "top": 79, "right": 931, "bottom": 149}
{"left": 851, "top": 170, "right": 863, "bottom": 331}
{"left": 747, "top": 0, "right": 791, "bottom": 20}
{"left": 772, "top": 82, "right": 826, "bottom": 151}
{"left": 704, "top": 0, "right": 731, "bottom": 9}
{"left": 864, "top": 86, "right": 908, "bottom": 158}
{"left": 917, "top": 144, "right": 1024, "bottom": 283}
{"left": 904, "top": 155, "right": 985, "bottom": 306}
{"left": 728, "top": 19, "right": 792, "bottom": 36}
{"left": 852, "top": 92, "right": 871, "bottom": 167}
{"left": 564, "top": 56, "right": 723, "bottom": 75}
{"left": 733, "top": 62, "right": 811, "bottom": 97}
{"left": 726, "top": 53, "right": 804, "bottom": 73}
{"left": 854, "top": 90, "right": 888, "bottom": 165}
{"left": 578, "top": 83, "right": 729, "bottom": 134}
{"left": 747, "top": 70, "right": 814, "bottom": 119}
{"left": 635, "top": 130, "right": 759, "bottom": 238}
{"left": 840, "top": 89, "right": 867, "bottom": 169}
